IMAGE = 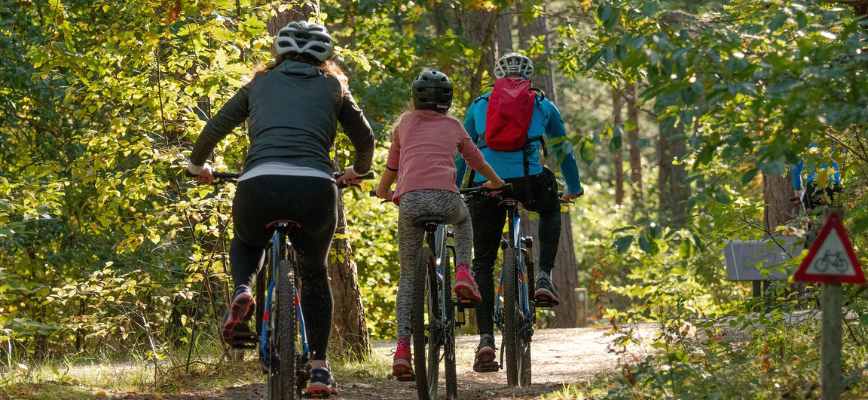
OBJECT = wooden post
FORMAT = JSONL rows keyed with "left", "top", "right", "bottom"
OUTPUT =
{"left": 821, "top": 283, "right": 843, "bottom": 400}
{"left": 574, "top": 288, "right": 587, "bottom": 327}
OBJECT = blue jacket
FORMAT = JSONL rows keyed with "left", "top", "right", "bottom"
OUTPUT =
{"left": 455, "top": 91, "right": 583, "bottom": 195}
{"left": 791, "top": 160, "right": 841, "bottom": 191}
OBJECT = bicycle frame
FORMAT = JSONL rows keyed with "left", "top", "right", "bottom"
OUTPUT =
{"left": 258, "top": 227, "right": 310, "bottom": 371}
{"left": 429, "top": 224, "right": 453, "bottom": 324}
{"left": 494, "top": 202, "right": 533, "bottom": 331}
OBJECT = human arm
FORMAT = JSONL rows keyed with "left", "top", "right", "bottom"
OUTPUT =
{"left": 455, "top": 104, "right": 480, "bottom": 188}
{"left": 458, "top": 128, "right": 504, "bottom": 189}
{"left": 376, "top": 130, "right": 400, "bottom": 200}
{"left": 187, "top": 86, "right": 250, "bottom": 182}
{"left": 543, "top": 99, "right": 583, "bottom": 199}
{"left": 337, "top": 91, "right": 376, "bottom": 184}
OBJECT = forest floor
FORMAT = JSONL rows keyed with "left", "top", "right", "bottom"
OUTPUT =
{"left": 1, "top": 325, "right": 655, "bottom": 400}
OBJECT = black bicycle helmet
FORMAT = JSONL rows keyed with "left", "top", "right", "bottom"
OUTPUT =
{"left": 412, "top": 68, "right": 453, "bottom": 113}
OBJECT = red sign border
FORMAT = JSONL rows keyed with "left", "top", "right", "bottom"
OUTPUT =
{"left": 794, "top": 213, "right": 865, "bottom": 284}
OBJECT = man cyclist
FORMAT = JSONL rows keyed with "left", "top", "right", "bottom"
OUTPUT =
{"left": 455, "top": 52, "right": 584, "bottom": 372}
{"left": 186, "top": 21, "right": 374, "bottom": 397}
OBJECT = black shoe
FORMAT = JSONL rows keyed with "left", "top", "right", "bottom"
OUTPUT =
{"left": 473, "top": 334, "right": 498, "bottom": 373}
{"left": 534, "top": 272, "right": 560, "bottom": 307}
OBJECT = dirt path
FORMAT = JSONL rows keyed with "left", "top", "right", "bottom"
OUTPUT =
{"left": 110, "top": 325, "right": 653, "bottom": 400}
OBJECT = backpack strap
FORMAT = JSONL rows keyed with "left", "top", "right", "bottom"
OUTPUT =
{"left": 522, "top": 136, "right": 546, "bottom": 177}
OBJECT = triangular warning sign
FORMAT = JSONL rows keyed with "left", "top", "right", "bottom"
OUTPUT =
{"left": 794, "top": 213, "right": 865, "bottom": 284}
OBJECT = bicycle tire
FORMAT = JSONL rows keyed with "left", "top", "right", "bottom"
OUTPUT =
{"left": 443, "top": 248, "right": 457, "bottom": 400}
{"left": 268, "top": 259, "right": 297, "bottom": 400}
{"left": 502, "top": 247, "right": 520, "bottom": 386}
{"left": 412, "top": 246, "right": 439, "bottom": 400}
{"left": 520, "top": 249, "right": 533, "bottom": 387}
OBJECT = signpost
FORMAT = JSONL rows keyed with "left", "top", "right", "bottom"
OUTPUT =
{"left": 793, "top": 213, "right": 865, "bottom": 400}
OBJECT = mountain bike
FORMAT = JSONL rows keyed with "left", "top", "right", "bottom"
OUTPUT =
{"left": 369, "top": 191, "right": 474, "bottom": 400}
{"left": 460, "top": 184, "right": 540, "bottom": 387}
{"left": 194, "top": 170, "right": 371, "bottom": 400}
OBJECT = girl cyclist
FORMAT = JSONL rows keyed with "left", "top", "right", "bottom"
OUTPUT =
{"left": 187, "top": 21, "right": 374, "bottom": 397}
{"left": 375, "top": 68, "right": 505, "bottom": 380}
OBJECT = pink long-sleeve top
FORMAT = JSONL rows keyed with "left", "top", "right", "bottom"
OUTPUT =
{"left": 387, "top": 110, "right": 487, "bottom": 201}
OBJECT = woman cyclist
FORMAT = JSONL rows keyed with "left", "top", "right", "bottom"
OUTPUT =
{"left": 186, "top": 21, "right": 374, "bottom": 397}
{"left": 375, "top": 68, "right": 505, "bottom": 380}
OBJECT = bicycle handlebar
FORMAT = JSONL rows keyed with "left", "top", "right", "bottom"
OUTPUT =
{"left": 459, "top": 183, "right": 514, "bottom": 195}
{"left": 186, "top": 170, "right": 374, "bottom": 188}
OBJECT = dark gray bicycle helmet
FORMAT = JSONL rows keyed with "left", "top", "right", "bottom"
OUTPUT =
{"left": 274, "top": 21, "right": 334, "bottom": 62}
{"left": 412, "top": 68, "right": 453, "bottom": 113}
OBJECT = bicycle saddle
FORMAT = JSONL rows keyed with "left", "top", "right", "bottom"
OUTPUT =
{"left": 413, "top": 214, "right": 446, "bottom": 227}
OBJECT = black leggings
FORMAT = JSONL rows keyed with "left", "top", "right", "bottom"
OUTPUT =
{"left": 231, "top": 175, "right": 337, "bottom": 360}
{"left": 468, "top": 168, "right": 561, "bottom": 336}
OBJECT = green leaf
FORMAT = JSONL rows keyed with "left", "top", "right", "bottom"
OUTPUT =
{"left": 614, "top": 236, "right": 634, "bottom": 254}
{"left": 741, "top": 168, "right": 759, "bottom": 185}
{"left": 610, "top": 126, "right": 623, "bottom": 151}
{"left": 598, "top": 4, "right": 612, "bottom": 25}
{"left": 768, "top": 12, "right": 787, "bottom": 32}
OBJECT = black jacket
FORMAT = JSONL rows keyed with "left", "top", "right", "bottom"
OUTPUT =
{"left": 190, "top": 60, "right": 375, "bottom": 174}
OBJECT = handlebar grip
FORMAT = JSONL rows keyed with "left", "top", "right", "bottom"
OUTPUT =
{"left": 333, "top": 171, "right": 375, "bottom": 180}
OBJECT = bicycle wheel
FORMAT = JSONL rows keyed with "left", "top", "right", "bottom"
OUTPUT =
{"left": 520, "top": 249, "right": 533, "bottom": 387}
{"left": 412, "top": 246, "right": 439, "bottom": 400}
{"left": 501, "top": 247, "right": 520, "bottom": 386}
{"left": 268, "top": 259, "right": 297, "bottom": 400}
{"left": 442, "top": 249, "right": 457, "bottom": 400}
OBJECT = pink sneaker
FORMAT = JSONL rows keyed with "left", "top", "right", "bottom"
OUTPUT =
{"left": 392, "top": 337, "right": 414, "bottom": 381}
{"left": 454, "top": 264, "right": 482, "bottom": 305}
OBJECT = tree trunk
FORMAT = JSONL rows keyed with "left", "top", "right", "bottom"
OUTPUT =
{"left": 519, "top": 2, "right": 577, "bottom": 328}
{"left": 517, "top": 2, "right": 556, "bottom": 101}
{"left": 266, "top": 0, "right": 319, "bottom": 35}
{"left": 268, "top": 0, "right": 370, "bottom": 359}
{"left": 612, "top": 87, "right": 625, "bottom": 206}
{"left": 462, "top": 6, "right": 497, "bottom": 98}
{"left": 626, "top": 84, "right": 642, "bottom": 204}
{"left": 763, "top": 173, "right": 796, "bottom": 232}
{"left": 327, "top": 197, "right": 371, "bottom": 359}
{"left": 495, "top": 8, "right": 514, "bottom": 58}
{"left": 657, "top": 115, "right": 690, "bottom": 228}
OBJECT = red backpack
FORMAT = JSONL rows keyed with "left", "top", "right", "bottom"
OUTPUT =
{"left": 485, "top": 78, "right": 536, "bottom": 152}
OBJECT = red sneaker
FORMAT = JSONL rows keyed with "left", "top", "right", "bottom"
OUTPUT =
{"left": 454, "top": 264, "right": 482, "bottom": 305}
{"left": 222, "top": 286, "right": 254, "bottom": 342}
{"left": 392, "top": 337, "right": 414, "bottom": 381}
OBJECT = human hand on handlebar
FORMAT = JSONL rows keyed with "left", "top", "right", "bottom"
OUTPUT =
{"left": 375, "top": 185, "right": 394, "bottom": 201}
{"left": 336, "top": 166, "right": 365, "bottom": 187}
{"left": 187, "top": 163, "right": 214, "bottom": 184}
{"left": 560, "top": 188, "right": 584, "bottom": 203}
{"left": 482, "top": 177, "right": 507, "bottom": 190}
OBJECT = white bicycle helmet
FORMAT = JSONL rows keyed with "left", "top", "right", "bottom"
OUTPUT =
{"left": 274, "top": 21, "right": 334, "bottom": 62}
{"left": 494, "top": 52, "right": 534, "bottom": 79}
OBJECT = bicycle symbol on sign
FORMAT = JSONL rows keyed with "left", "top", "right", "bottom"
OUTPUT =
{"left": 814, "top": 250, "right": 848, "bottom": 273}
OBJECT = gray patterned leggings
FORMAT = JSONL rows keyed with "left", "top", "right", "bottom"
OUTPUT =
{"left": 396, "top": 190, "right": 472, "bottom": 338}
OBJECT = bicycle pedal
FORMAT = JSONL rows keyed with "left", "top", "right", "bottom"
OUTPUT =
{"left": 457, "top": 301, "right": 475, "bottom": 309}
{"left": 534, "top": 300, "right": 558, "bottom": 308}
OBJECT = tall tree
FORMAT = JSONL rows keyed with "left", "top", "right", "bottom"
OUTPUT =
{"left": 496, "top": 6, "right": 514, "bottom": 58}
{"left": 612, "top": 86, "right": 625, "bottom": 205}
{"left": 462, "top": 7, "right": 497, "bottom": 97}
{"left": 657, "top": 115, "right": 690, "bottom": 229}
{"left": 763, "top": 173, "right": 797, "bottom": 232}
{"left": 518, "top": 1, "right": 578, "bottom": 328}
{"left": 625, "top": 84, "right": 642, "bottom": 204}
{"left": 269, "top": 0, "right": 371, "bottom": 358}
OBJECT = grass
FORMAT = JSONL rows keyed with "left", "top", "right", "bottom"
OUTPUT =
{"left": 0, "top": 345, "right": 392, "bottom": 399}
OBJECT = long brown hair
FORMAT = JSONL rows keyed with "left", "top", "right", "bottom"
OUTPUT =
{"left": 253, "top": 51, "right": 348, "bottom": 94}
